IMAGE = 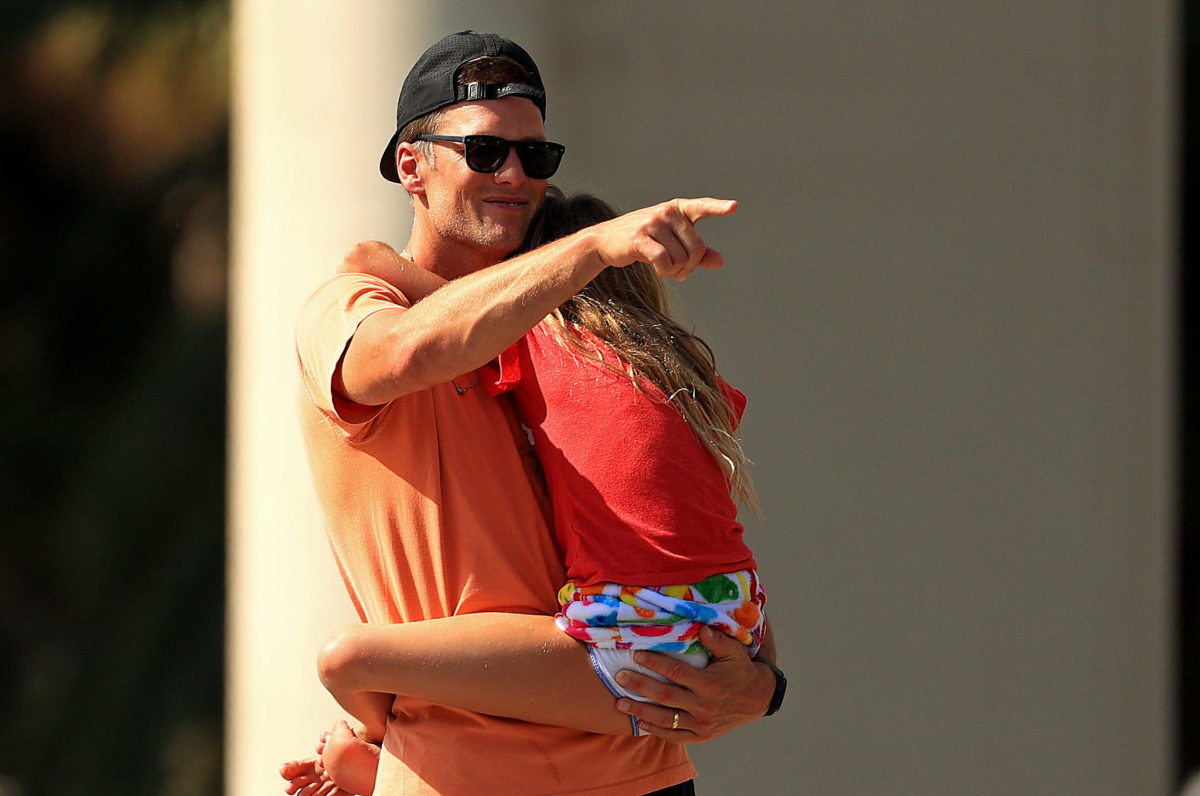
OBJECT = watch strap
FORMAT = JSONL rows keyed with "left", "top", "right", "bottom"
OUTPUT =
{"left": 757, "top": 658, "right": 787, "bottom": 716}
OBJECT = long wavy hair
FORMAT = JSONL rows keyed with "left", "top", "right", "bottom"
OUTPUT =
{"left": 523, "top": 188, "right": 759, "bottom": 513}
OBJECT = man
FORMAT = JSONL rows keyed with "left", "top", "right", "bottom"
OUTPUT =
{"left": 285, "top": 31, "right": 785, "bottom": 795}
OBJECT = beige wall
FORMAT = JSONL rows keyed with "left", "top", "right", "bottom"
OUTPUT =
{"left": 229, "top": 3, "right": 1177, "bottom": 794}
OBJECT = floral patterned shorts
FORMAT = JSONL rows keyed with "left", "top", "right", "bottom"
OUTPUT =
{"left": 554, "top": 569, "right": 767, "bottom": 657}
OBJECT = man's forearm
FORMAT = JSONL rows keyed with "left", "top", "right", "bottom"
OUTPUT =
{"left": 341, "top": 229, "right": 605, "bottom": 405}
{"left": 746, "top": 619, "right": 780, "bottom": 717}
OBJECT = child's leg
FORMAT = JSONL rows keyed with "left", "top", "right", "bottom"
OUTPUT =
{"left": 319, "top": 612, "right": 635, "bottom": 736}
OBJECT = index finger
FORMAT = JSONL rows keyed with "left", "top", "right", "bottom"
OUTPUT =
{"left": 674, "top": 197, "right": 738, "bottom": 224}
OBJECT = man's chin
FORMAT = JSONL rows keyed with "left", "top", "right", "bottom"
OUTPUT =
{"left": 481, "top": 224, "right": 533, "bottom": 257}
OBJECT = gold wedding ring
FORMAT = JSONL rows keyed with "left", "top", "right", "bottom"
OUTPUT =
{"left": 671, "top": 711, "right": 680, "bottom": 730}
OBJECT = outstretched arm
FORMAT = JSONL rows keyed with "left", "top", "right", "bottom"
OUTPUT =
{"left": 615, "top": 620, "right": 780, "bottom": 743}
{"left": 339, "top": 198, "right": 736, "bottom": 406}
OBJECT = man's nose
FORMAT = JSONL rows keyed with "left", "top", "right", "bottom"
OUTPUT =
{"left": 492, "top": 148, "right": 529, "bottom": 185}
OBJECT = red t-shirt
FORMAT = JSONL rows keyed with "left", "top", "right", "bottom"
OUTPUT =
{"left": 488, "top": 322, "right": 757, "bottom": 587}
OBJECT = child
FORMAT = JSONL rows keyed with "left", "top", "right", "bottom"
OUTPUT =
{"left": 285, "top": 191, "right": 771, "bottom": 795}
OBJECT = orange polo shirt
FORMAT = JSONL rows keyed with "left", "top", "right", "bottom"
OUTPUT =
{"left": 295, "top": 273, "right": 694, "bottom": 795}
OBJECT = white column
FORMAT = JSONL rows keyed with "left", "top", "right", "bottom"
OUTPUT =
{"left": 225, "top": 4, "right": 438, "bottom": 794}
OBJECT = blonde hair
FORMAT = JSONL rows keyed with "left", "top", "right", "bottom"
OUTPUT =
{"left": 524, "top": 189, "right": 760, "bottom": 513}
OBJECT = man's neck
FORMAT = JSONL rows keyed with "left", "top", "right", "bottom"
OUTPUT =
{"left": 404, "top": 232, "right": 506, "bottom": 281}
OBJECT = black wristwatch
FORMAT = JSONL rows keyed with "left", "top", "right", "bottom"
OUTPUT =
{"left": 757, "top": 658, "right": 787, "bottom": 716}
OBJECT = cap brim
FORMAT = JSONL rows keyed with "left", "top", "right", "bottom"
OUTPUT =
{"left": 380, "top": 131, "right": 401, "bottom": 182}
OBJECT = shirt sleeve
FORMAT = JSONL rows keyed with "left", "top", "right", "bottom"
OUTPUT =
{"left": 481, "top": 339, "right": 524, "bottom": 397}
{"left": 718, "top": 376, "right": 748, "bottom": 429}
{"left": 295, "top": 273, "right": 414, "bottom": 424}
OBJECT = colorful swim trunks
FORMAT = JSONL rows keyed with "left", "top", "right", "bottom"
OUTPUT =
{"left": 555, "top": 569, "right": 767, "bottom": 656}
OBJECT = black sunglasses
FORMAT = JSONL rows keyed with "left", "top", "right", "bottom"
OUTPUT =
{"left": 415, "top": 134, "right": 565, "bottom": 180}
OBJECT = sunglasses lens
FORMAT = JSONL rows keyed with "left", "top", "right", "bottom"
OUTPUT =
{"left": 516, "top": 143, "right": 563, "bottom": 179}
{"left": 463, "top": 137, "right": 507, "bottom": 173}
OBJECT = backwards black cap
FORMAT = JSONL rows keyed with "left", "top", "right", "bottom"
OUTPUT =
{"left": 379, "top": 30, "right": 547, "bottom": 182}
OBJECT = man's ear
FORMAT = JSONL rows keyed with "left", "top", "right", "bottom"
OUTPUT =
{"left": 397, "top": 143, "right": 424, "bottom": 195}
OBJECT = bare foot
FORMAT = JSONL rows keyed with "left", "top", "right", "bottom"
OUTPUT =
{"left": 280, "top": 754, "right": 345, "bottom": 795}
{"left": 321, "top": 720, "right": 380, "bottom": 796}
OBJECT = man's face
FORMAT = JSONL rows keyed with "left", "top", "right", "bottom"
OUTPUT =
{"left": 416, "top": 98, "right": 550, "bottom": 267}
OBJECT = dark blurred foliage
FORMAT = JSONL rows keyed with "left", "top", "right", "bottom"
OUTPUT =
{"left": 0, "top": 1, "right": 228, "bottom": 794}
{"left": 1183, "top": 0, "right": 1200, "bottom": 787}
